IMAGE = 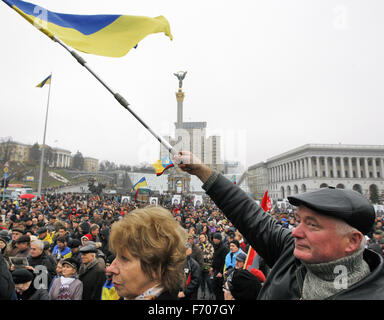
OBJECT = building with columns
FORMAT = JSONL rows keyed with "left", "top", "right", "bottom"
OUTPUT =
{"left": 51, "top": 147, "right": 72, "bottom": 168}
{"left": 247, "top": 144, "right": 384, "bottom": 201}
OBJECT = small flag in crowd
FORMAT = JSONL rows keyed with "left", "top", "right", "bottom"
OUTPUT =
{"left": 132, "top": 177, "right": 147, "bottom": 191}
{"left": 36, "top": 74, "right": 51, "bottom": 88}
{"left": 244, "top": 190, "right": 272, "bottom": 273}
{"left": 2, "top": 0, "right": 173, "bottom": 57}
{"left": 230, "top": 175, "right": 237, "bottom": 184}
{"left": 261, "top": 190, "right": 272, "bottom": 211}
{"left": 152, "top": 155, "right": 174, "bottom": 176}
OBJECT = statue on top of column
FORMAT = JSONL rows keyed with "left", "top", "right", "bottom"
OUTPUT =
{"left": 173, "top": 71, "right": 187, "bottom": 89}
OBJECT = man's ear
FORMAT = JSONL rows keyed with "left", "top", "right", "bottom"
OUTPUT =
{"left": 345, "top": 231, "right": 363, "bottom": 255}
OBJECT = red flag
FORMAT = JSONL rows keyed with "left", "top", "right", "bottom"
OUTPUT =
{"left": 244, "top": 245, "right": 257, "bottom": 271}
{"left": 134, "top": 189, "right": 139, "bottom": 202}
{"left": 245, "top": 190, "right": 271, "bottom": 272}
{"left": 261, "top": 190, "right": 272, "bottom": 212}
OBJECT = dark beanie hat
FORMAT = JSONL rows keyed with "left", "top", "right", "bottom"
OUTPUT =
{"left": 213, "top": 232, "right": 222, "bottom": 241}
{"left": 230, "top": 240, "right": 240, "bottom": 249}
{"left": 230, "top": 269, "right": 262, "bottom": 300}
{"left": 12, "top": 269, "right": 34, "bottom": 284}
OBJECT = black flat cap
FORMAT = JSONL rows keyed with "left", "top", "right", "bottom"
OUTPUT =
{"left": 288, "top": 187, "right": 375, "bottom": 235}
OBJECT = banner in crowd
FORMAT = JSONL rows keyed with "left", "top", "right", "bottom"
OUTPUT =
{"left": 149, "top": 197, "right": 158, "bottom": 205}
{"left": 172, "top": 195, "right": 181, "bottom": 206}
{"left": 194, "top": 195, "right": 203, "bottom": 207}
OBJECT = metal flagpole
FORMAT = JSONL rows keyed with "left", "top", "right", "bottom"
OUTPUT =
{"left": 52, "top": 36, "right": 177, "bottom": 157}
{"left": 37, "top": 73, "right": 53, "bottom": 196}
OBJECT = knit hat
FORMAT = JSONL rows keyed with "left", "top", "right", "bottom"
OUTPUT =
{"left": 229, "top": 269, "right": 262, "bottom": 300}
{"left": 12, "top": 269, "right": 34, "bottom": 284}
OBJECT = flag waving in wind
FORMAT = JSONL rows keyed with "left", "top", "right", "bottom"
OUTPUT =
{"left": 152, "top": 155, "right": 174, "bottom": 176}
{"left": 132, "top": 177, "right": 147, "bottom": 191}
{"left": 261, "top": 190, "right": 272, "bottom": 211}
{"left": 2, "top": 0, "right": 173, "bottom": 57}
{"left": 244, "top": 190, "right": 272, "bottom": 273}
{"left": 36, "top": 74, "right": 51, "bottom": 88}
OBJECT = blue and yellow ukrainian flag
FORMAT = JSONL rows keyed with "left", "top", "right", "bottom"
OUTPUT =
{"left": 152, "top": 155, "right": 174, "bottom": 176}
{"left": 2, "top": 0, "right": 173, "bottom": 57}
{"left": 36, "top": 74, "right": 51, "bottom": 88}
{"left": 132, "top": 177, "right": 147, "bottom": 191}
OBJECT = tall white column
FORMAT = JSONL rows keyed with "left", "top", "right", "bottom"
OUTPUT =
{"left": 356, "top": 158, "right": 361, "bottom": 178}
{"left": 324, "top": 157, "right": 329, "bottom": 178}
{"left": 303, "top": 158, "right": 308, "bottom": 178}
{"left": 316, "top": 156, "right": 320, "bottom": 177}
{"left": 332, "top": 157, "right": 337, "bottom": 178}
{"left": 348, "top": 157, "right": 353, "bottom": 178}
{"left": 381, "top": 158, "right": 384, "bottom": 179}
{"left": 340, "top": 157, "right": 345, "bottom": 178}
{"left": 299, "top": 159, "right": 303, "bottom": 179}
{"left": 364, "top": 157, "right": 369, "bottom": 178}
{"left": 373, "top": 158, "right": 377, "bottom": 178}
{"left": 308, "top": 157, "right": 313, "bottom": 177}
{"left": 288, "top": 162, "right": 291, "bottom": 180}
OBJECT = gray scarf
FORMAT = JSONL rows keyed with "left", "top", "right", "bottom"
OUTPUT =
{"left": 301, "top": 246, "right": 370, "bottom": 300}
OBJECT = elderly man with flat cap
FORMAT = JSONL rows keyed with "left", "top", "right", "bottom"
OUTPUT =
{"left": 175, "top": 151, "right": 384, "bottom": 299}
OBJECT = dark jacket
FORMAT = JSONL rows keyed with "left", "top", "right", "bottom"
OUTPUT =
{"left": 0, "top": 252, "right": 15, "bottom": 300}
{"left": 212, "top": 241, "right": 229, "bottom": 275}
{"left": 181, "top": 256, "right": 201, "bottom": 300}
{"left": 79, "top": 259, "right": 106, "bottom": 300}
{"left": 27, "top": 252, "right": 57, "bottom": 285}
{"left": 204, "top": 173, "right": 384, "bottom": 299}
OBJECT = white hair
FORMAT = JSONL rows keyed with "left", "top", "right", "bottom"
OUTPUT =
{"left": 31, "top": 239, "right": 44, "bottom": 251}
{"left": 333, "top": 219, "right": 366, "bottom": 250}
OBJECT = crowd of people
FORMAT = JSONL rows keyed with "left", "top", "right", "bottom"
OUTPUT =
{"left": 0, "top": 175, "right": 383, "bottom": 300}
{"left": 0, "top": 191, "right": 266, "bottom": 300}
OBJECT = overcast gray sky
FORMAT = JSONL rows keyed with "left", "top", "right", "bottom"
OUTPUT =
{"left": 1, "top": 0, "right": 383, "bottom": 169}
